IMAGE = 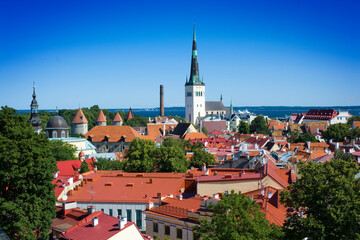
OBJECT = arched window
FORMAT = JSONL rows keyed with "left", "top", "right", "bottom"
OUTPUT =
{"left": 52, "top": 131, "right": 57, "bottom": 138}
{"left": 61, "top": 131, "right": 65, "bottom": 138}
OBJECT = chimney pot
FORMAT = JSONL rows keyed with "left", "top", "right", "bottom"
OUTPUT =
{"left": 92, "top": 217, "right": 99, "bottom": 227}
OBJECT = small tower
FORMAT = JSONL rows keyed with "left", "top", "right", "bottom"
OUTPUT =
{"left": 71, "top": 108, "right": 88, "bottom": 137}
{"left": 28, "top": 83, "right": 42, "bottom": 133}
{"left": 96, "top": 110, "right": 107, "bottom": 126}
{"left": 78, "top": 150, "right": 85, "bottom": 161}
{"left": 185, "top": 24, "right": 205, "bottom": 126}
{"left": 113, "top": 112, "right": 123, "bottom": 126}
{"left": 230, "top": 100, "right": 234, "bottom": 114}
{"left": 126, "top": 108, "right": 133, "bottom": 122}
{"left": 220, "top": 94, "right": 223, "bottom": 103}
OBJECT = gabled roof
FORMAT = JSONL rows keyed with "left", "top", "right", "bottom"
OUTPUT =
{"left": 61, "top": 211, "right": 144, "bottom": 240}
{"left": 56, "top": 158, "right": 95, "bottom": 176}
{"left": 113, "top": 112, "right": 123, "bottom": 122}
{"left": 183, "top": 132, "right": 207, "bottom": 140}
{"left": 172, "top": 123, "right": 191, "bottom": 138}
{"left": 85, "top": 126, "right": 142, "bottom": 142}
{"left": 147, "top": 123, "right": 177, "bottom": 138}
{"left": 205, "top": 101, "right": 226, "bottom": 111}
{"left": 96, "top": 110, "right": 106, "bottom": 122}
{"left": 72, "top": 108, "right": 88, "bottom": 124}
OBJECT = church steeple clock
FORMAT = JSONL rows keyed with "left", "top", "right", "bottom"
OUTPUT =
{"left": 28, "top": 83, "right": 42, "bottom": 133}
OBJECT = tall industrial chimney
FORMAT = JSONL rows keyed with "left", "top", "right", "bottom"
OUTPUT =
{"left": 160, "top": 85, "right": 164, "bottom": 117}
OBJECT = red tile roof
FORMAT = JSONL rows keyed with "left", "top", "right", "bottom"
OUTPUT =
{"left": 127, "top": 108, "right": 133, "bottom": 121}
{"left": 304, "top": 109, "right": 338, "bottom": 121}
{"left": 203, "top": 121, "right": 227, "bottom": 133}
{"left": 85, "top": 126, "right": 142, "bottom": 142}
{"left": 72, "top": 108, "right": 88, "bottom": 124}
{"left": 184, "top": 132, "right": 207, "bottom": 140}
{"left": 61, "top": 211, "right": 143, "bottom": 240}
{"left": 147, "top": 124, "right": 177, "bottom": 138}
{"left": 113, "top": 112, "right": 123, "bottom": 122}
{"left": 63, "top": 172, "right": 186, "bottom": 204}
{"left": 353, "top": 121, "right": 360, "bottom": 129}
{"left": 56, "top": 158, "right": 95, "bottom": 176}
{"left": 96, "top": 110, "right": 106, "bottom": 122}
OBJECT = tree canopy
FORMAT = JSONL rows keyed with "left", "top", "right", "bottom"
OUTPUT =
{"left": 124, "top": 138, "right": 156, "bottom": 172}
{"left": 280, "top": 152, "right": 360, "bottom": 240}
{"left": 189, "top": 149, "right": 216, "bottom": 168}
{"left": 347, "top": 115, "right": 360, "bottom": 127}
{"left": 291, "top": 133, "right": 318, "bottom": 143}
{"left": 0, "top": 106, "right": 57, "bottom": 240}
{"left": 250, "top": 116, "right": 270, "bottom": 134}
{"left": 322, "top": 123, "right": 350, "bottom": 142}
{"left": 49, "top": 140, "right": 77, "bottom": 161}
{"left": 94, "top": 157, "right": 124, "bottom": 170}
{"left": 193, "top": 191, "right": 283, "bottom": 240}
{"left": 238, "top": 121, "right": 250, "bottom": 134}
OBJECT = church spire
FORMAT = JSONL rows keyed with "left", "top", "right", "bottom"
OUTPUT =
{"left": 186, "top": 24, "right": 203, "bottom": 86}
{"left": 28, "top": 83, "right": 42, "bottom": 133}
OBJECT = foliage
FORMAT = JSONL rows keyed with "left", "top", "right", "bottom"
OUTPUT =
{"left": 250, "top": 116, "right": 270, "bottom": 134}
{"left": 280, "top": 155, "right": 360, "bottom": 240}
{"left": 201, "top": 126, "right": 208, "bottom": 135}
{"left": 49, "top": 140, "right": 77, "bottom": 161}
{"left": 193, "top": 191, "right": 284, "bottom": 240}
{"left": 80, "top": 160, "right": 90, "bottom": 173}
{"left": 347, "top": 115, "right": 360, "bottom": 127}
{"left": 189, "top": 149, "right": 216, "bottom": 168}
{"left": 322, "top": 123, "right": 350, "bottom": 142}
{"left": 349, "top": 127, "right": 360, "bottom": 140}
{"left": 124, "top": 114, "right": 149, "bottom": 127}
{"left": 95, "top": 157, "right": 125, "bottom": 170}
{"left": 0, "top": 106, "right": 57, "bottom": 240}
{"left": 124, "top": 138, "right": 156, "bottom": 172}
{"left": 291, "top": 133, "right": 318, "bottom": 143}
{"left": 156, "top": 143, "right": 189, "bottom": 173}
{"left": 238, "top": 121, "right": 250, "bottom": 134}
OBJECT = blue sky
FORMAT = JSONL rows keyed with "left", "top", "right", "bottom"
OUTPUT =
{"left": 0, "top": 0, "right": 359, "bottom": 109}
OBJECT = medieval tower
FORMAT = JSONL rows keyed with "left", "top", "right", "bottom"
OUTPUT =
{"left": 71, "top": 108, "right": 88, "bottom": 136}
{"left": 185, "top": 25, "right": 205, "bottom": 125}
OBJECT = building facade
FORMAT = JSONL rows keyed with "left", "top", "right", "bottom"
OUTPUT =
{"left": 185, "top": 26, "right": 205, "bottom": 126}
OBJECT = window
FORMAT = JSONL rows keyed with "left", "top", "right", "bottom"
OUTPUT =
{"left": 117, "top": 209, "right": 122, "bottom": 217}
{"left": 187, "top": 92, "right": 192, "bottom": 97}
{"left": 136, "top": 210, "right": 142, "bottom": 229}
{"left": 61, "top": 130, "right": 65, "bottom": 138}
{"left": 52, "top": 131, "right": 57, "bottom": 138}
{"left": 126, "top": 209, "right": 132, "bottom": 222}
{"left": 153, "top": 222, "right": 158, "bottom": 233}
{"left": 177, "top": 228, "right": 182, "bottom": 239}
{"left": 165, "top": 225, "right": 170, "bottom": 236}
{"left": 109, "top": 209, "right": 113, "bottom": 216}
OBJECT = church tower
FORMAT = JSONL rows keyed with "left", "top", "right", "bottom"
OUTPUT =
{"left": 185, "top": 25, "right": 205, "bottom": 125}
{"left": 28, "top": 83, "right": 42, "bottom": 133}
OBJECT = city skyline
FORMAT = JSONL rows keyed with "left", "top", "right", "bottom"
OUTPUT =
{"left": 1, "top": 0, "right": 359, "bottom": 109}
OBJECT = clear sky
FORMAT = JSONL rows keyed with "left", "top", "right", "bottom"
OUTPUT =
{"left": 0, "top": 0, "right": 359, "bottom": 109}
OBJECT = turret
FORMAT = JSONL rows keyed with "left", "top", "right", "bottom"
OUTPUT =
{"left": 126, "top": 108, "right": 133, "bottom": 122}
{"left": 28, "top": 83, "right": 42, "bottom": 133}
{"left": 96, "top": 110, "right": 107, "bottom": 126}
{"left": 113, "top": 112, "right": 123, "bottom": 126}
{"left": 71, "top": 108, "right": 88, "bottom": 136}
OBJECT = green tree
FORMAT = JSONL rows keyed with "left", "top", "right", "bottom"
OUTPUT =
{"left": 95, "top": 158, "right": 124, "bottom": 170}
{"left": 250, "top": 116, "right": 270, "bottom": 134}
{"left": 322, "top": 123, "right": 350, "bottom": 142}
{"left": 347, "top": 115, "right": 360, "bottom": 127}
{"left": 193, "top": 191, "right": 283, "bottom": 240}
{"left": 292, "top": 133, "right": 318, "bottom": 143}
{"left": 0, "top": 106, "right": 57, "bottom": 240}
{"left": 124, "top": 138, "right": 156, "bottom": 172}
{"left": 189, "top": 149, "right": 216, "bottom": 168}
{"left": 238, "top": 121, "right": 250, "bottom": 134}
{"left": 49, "top": 140, "right": 77, "bottom": 161}
{"left": 201, "top": 126, "right": 208, "bottom": 135}
{"left": 80, "top": 161, "right": 90, "bottom": 173}
{"left": 156, "top": 144, "right": 189, "bottom": 173}
{"left": 280, "top": 155, "right": 360, "bottom": 240}
{"left": 349, "top": 127, "right": 360, "bottom": 140}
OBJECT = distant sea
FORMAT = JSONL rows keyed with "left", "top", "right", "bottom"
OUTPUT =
{"left": 18, "top": 106, "right": 360, "bottom": 119}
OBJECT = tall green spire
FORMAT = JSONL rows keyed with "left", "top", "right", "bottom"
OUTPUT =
{"left": 186, "top": 24, "right": 204, "bottom": 86}
{"left": 230, "top": 99, "right": 234, "bottom": 114}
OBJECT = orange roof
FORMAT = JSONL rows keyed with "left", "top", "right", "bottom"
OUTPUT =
{"left": 72, "top": 108, "right": 88, "bottom": 124}
{"left": 85, "top": 126, "right": 142, "bottom": 142}
{"left": 127, "top": 108, "right": 133, "bottom": 121}
{"left": 96, "top": 110, "right": 106, "bottom": 122}
{"left": 113, "top": 112, "right": 123, "bottom": 122}
{"left": 63, "top": 172, "right": 186, "bottom": 203}
{"left": 183, "top": 132, "right": 207, "bottom": 140}
{"left": 147, "top": 124, "right": 177, "bottom": 138}
{"left": 353, "top": 121, "right": 360, "bottom": 128}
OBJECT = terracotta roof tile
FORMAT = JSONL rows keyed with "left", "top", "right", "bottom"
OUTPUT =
{"left": 85, "top": 126, "right": 142, "bottom": 142}
{"left": 96, "top": 110, "right": 106, "bottom": 122}
{"left": 113, "top": 112, "right": 123, "bottom": 122}
{"left": 126, "top": 108, "right": 133, "bottom": 121}
{"left": 147, "top": 124, "right": 177, "bottom": 138}
{"left": 184, "top": 132, "right": 207, "bottom": 140}
{"left": 72, "top": 108, "right": 88, "bottom": 124}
